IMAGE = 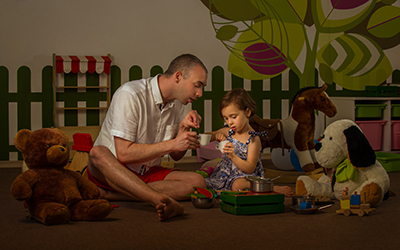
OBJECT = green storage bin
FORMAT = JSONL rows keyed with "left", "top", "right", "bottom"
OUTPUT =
{"left": 355, "top": 104, "right": 387, "bottom": 118}
{"left": 365, "top": 86, "right": 398, "bottom": 97}
{"left": 391, "top": 104, "right": 400, "bottom": 118}
{"left": 375, "top": 152, "right": 400, "bottom": 172}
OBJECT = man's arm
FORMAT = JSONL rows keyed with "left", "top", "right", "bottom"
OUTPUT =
{"left": 115, "top": 110, "right": 203, "bottom": 164}
{"left": 114, "top": 129, "right": 200, "bottom": 164}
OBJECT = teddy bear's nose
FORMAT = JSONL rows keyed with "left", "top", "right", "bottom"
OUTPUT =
{"left": 315, "top": 142, "right": 322, "bottom": 152}
{"left": 59, "top": 147, "right": 65, "bottom": 152}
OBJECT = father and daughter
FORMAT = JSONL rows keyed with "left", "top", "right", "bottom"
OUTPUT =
{"left": 88, "top": 54, "right": 293, "bottom": 222}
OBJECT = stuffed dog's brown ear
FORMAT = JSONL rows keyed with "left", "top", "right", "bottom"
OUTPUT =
{"left": 343, "top": 125, "right": 376, "bottom": 168}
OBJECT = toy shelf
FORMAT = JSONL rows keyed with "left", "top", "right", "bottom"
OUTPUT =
{"left": 52, "top": 53, "right": 111, "bottom": 128}
{"left": 326, "top": 97, "right": 400, "bottom": 152}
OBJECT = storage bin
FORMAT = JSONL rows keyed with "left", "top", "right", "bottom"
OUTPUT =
{"left": 375, "top": 152, "right": 400, "bottom": 172}
{"left": 365, "top": 86, "right": 398, "bottom": 97}
{"left": 391, "top": 104, "right": 400, "bottom": 118}
{"left": 391, "top": 121, "right": 400, "bottom": 150}
{"left": 355, "top": 104, "right": 387, "bottom": 118}
{"left": 355, "top": 120, "right": 387, "bottom": 150}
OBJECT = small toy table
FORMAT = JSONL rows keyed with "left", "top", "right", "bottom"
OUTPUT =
{"left": 220, "top": 191, "right": 285, "bottom": 215}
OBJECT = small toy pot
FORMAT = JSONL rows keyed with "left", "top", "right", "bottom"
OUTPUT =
{"left": 245, "top": 176, "right": 280, "bottom": 193}
{"left": 292, "top": 195, "right": 307, "bottom": 206}
{"left": 292, "top": 195, "right": 316, "bottom": 206}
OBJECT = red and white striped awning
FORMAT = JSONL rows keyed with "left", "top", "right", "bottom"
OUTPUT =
{"left": 55, "top": 55, "right": 112, "bottom": 74}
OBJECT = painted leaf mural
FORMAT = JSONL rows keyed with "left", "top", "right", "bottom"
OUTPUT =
{"left": 317, "top": 33, "right": 393, "bottom": 90}
{"left": 313, "top": 0, "right": 376, "bottom": 33}
{"left": 367, "top": 5, "right": 400, "bottom": 38}
{"left": 228, "top": 19, "right": 305, "bottom": 80}
{"left": 202, "top": 0, "right": 400, "bottom": 90}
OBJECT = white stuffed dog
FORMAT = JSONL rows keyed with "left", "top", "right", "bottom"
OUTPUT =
{"left": 296, "top": 119, "right": 390, "bottom": 207}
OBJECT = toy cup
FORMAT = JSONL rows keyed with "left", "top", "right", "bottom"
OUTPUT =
{"left": 198, "top": 134, "right": 211, "bottom": 146}
{"left": 215, "top": 140, "right": 229, "bottom": 153}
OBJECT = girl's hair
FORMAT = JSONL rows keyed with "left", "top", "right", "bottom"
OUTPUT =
{"left": 219, "top": 88, "right": 257, "bottom": 120}
{"left": 163, "top": 54, "right": 208, "bottom": 79}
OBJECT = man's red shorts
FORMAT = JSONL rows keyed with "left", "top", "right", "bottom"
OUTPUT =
{"left": 86, "top": 165, "right": 178, "bottom": 191}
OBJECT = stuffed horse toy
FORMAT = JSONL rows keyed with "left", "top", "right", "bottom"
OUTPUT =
{"left": 296, "top": 119, "right": 390, "bottom": 207}
{"left": 250, "top": 84, "right": 337, "bottom": 172}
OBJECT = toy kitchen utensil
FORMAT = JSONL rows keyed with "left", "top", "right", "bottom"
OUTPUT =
{"left": 245, "top": 176, "right": 281, "bottom": 193}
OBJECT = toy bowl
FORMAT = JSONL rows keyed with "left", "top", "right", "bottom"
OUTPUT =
{"left": 191, "top": 197, "right": 216, "bottom": 209}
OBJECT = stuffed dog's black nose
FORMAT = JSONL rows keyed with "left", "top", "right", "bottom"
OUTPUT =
{"left": 315, "top": 142, "right": 322, "bottom": 152}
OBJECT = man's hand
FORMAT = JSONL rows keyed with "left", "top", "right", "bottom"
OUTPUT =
{"left": 180, "top": 110, "right": 201, "bottom": 131}
{"left": 173, "top": 131, "right": 200, "bottom": 152}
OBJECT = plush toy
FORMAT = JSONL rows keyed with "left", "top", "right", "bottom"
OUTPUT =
{"left": 11, "top": 128, "right": 111, "bottom": 225}
{"left": 250, "top": 84, "right": 337, "bottom": 172}
{"left": 296, "top": 119, "right": 390, "bottom": 207}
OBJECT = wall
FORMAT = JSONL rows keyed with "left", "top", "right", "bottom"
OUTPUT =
{"left": 0, "top": 0, "right": 229, "bottom": 83}
{"left": 2, "top": 1, "right": 400, "bottom": 161}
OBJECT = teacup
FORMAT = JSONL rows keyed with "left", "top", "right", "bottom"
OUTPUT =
{"left": 215, "top": 140, "right": 229, "bottom": 153}
{"left": 198, "top": 134, "right": 211, "bottom": 146}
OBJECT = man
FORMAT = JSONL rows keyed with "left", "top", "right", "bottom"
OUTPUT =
{"left": 87, "top": 54, "right": 208, "bottom": 221}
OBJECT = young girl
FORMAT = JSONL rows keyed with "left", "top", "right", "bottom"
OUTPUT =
{"left": 206, "top": 89, "right": 294, "bottom": 196}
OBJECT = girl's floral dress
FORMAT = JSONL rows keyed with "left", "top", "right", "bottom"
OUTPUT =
{"left": 206, "top": 129, "right": 265, "bottom": 191}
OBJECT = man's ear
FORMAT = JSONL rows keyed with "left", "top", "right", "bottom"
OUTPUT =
{"left": 174, "top": 71, "right": 183, "bottom": 83}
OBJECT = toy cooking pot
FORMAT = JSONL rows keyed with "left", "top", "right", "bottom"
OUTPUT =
{"left": 245, "top": 176, "right": 280, "bottom": 193}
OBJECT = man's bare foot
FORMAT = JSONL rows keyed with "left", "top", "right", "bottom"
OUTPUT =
{"left": 156, "top": 196, "right": 184, "bottom": 221}
{"left": 274, "top": 186, "right": 294, "bottom": 197}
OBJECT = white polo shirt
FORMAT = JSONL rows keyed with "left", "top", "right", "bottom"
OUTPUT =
{"left": 94, "top": 75, "right": 185, "bottom": 174}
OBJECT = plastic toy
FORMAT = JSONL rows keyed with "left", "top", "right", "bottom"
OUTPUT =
{"left": 187, "top": 187, "right": 216, "bottom": 199}
{"left": 220, "top": 191, "right": 285, "bottom": 215}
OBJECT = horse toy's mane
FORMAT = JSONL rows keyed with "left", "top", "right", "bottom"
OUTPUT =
{"left": 291, "top": 86, "right": 319, "bottom": 104}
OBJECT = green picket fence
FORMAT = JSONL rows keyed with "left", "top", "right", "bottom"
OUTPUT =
{"left": 0, "top": 64, "right": 388, "bottom": 161}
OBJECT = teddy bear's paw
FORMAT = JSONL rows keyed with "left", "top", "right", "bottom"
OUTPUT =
{"left": 71, "top": 200, "right": 111, "bottom": 221}
{"left": 43, "top": 206, "right": 71, "bottom": 225}
{"left": 295, "top": 180, "right": 308, "bottom": 195}
{"left": 88, "top": 200, "right": 112, "bottom": 220}
{"left": 361, "top": 183, "right": 383, "bottom": 207}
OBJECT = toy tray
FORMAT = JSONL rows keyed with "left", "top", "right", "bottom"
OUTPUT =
{"left": 220, "top": 191, "right": 284, "bottom": 206}
{"left": 221, "top": 201, "right": 284, "bottom": 215}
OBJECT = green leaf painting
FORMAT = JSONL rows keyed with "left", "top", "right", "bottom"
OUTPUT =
{"left": 367, "top": 5, "right": 400, "bottom": 38}
{"left": 202, "top": 0, "right": 400, "bottom": 90}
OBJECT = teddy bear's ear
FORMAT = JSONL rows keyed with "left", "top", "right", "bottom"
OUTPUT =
{"left": 54, "top": 128, "right": 68, "bottom": 142}
{"left": 14, "top": 129, "right": 32, "bottom": 152}
{"left": 343, "top": 125, "right": 376, "bottom": 168}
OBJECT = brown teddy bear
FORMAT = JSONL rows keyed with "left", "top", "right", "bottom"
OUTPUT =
{"left": 11, "top": 128, "right": 111, "bottom": 225}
